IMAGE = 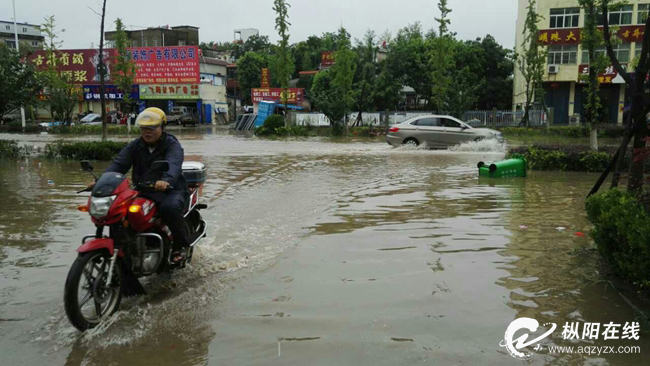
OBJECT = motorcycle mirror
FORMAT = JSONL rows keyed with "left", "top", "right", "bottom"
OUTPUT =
{"left": 151, "top": 160, "right": 170, "bottom": 172}
{"left": 80, "top": 160, "right": 94, "bottom": 172}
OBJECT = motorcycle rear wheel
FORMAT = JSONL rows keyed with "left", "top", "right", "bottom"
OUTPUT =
{"left": 64, "top": 251, "right": 122, "bottom": 331}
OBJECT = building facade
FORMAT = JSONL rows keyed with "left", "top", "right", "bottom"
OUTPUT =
{"left": 0, "top": 20, "right": 44, "bottom": 50}
{"left": 105, "top": 25, "right": 199, "bottom": 48}
{"left": 513, "top": 0, "right": 648, "bottom": 124}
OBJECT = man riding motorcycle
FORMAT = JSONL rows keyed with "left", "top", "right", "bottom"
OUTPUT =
{"left": 88, "top": 107, "right": 191, "bottom": 262}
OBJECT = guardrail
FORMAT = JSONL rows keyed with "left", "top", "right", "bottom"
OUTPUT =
{"left": 295, "top": 110, "right": 546, "bottom": 127}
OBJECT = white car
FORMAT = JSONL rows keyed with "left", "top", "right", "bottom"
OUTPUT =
{"left": 79, "top": 114, "right": 103, "bottom": 125}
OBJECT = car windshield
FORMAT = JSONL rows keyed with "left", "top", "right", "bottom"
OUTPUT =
{"left": 81, "top": 114, "right": 100, "bottom": 122}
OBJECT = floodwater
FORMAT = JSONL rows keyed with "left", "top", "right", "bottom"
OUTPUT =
{"left": 0, "top": 131, "right": 648, "bottom": 365}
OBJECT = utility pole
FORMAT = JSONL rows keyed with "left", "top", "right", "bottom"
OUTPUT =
{"left": 12, "top": 0, "right": 26, "bottom": 130}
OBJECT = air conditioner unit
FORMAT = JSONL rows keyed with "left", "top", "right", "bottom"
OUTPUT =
{"left": 548, "top": 65, "right": 559, "bottom": 74}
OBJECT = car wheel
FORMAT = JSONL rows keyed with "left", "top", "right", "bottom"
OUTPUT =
{"left": 402, "top": 138, "right": 420, "bottom": 147}
{"left": 475, "top": 136, "right": 486, "bottom": 142}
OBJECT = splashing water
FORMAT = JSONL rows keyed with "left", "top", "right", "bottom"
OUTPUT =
{"left": 449, "top": 138, "right": 506, "bottom": 152}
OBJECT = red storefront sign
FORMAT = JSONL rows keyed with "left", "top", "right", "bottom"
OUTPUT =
{"left": 578, "top": 64, "right": 627, "bottom": 84}
{"left": 28, "top": 49, "right": 116, "bottom": 84}
{"left": 538, "top": 25, "right": 645, "bottom": 45}
{"left": 261, "top": 68, "right": 270, "bottom": 88}
{"left": 27, "top": 46, "right": 200, "bottom": 85}
{"left": 131, "top": 46, "right": 199, "bottom": 84}
{"left": 251, "top": 88, "right": 305, "bottom": 103}
{"left": 321, "top": 51, "right": 336, "bottom": 67}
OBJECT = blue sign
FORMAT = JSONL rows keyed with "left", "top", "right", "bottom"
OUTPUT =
{"left": 256, "top": 101, "right": 276, "bottom": 127}
{"left": 83, "top": 85, "right": 139, "bottom": 101}
{"left": 167, "top": 100, "right": 175, "bottom": 112}
{"left": 138, "top": 101, "right": 146, "bottom": 113}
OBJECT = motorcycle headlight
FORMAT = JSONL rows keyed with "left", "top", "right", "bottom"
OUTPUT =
{"left": 89, "top": 195, "right": 116, "bottom": 219}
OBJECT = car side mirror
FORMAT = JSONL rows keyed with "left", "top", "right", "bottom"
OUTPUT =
{"left": 151, "top": 160, "right": 170, "bottom": 173}
{"left": 80, "top": 160, "right": 94, "bottom": 172}
{"left": 461, "top": 125, "right": 469, "bottom": 130}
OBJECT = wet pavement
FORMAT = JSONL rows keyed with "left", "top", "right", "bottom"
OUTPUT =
{"left": 0, "top": 131, "right": 647, "bottom": 365}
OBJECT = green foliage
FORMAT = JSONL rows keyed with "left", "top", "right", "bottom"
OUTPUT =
{"left": 516, "top": 0, "right": 547, "bottom": 125}
{"left": 500, "top": 126, "right": 625, "bottom": 138}
{"left": 48, "top": 124, "right": 133, "bottom": 135}
{"left": 237, "top": 52, "right": 268, "bottom": 103}
{"left": 353, "top": 30, "right": 378, "bottom": 114}
{"left": 586, "top": 189, "right": 650, "bottom": 288}
{"left": 40, "top": 15, "right": 80, "bottom": 125}
{"left": 436, "top": 0, "right": 452, "bottom": 37}
{"left": 112, "top": 18, "right": 137, "bottom": 109}
{"left": 0, "top": 140, "right": 33, "bottom": 158}
{"left": 508, "top": 145, "right": 610, "bottom": 171}
{"left": 273, "top": 0, "right": 292, "bottom": 109}
{"left": 311, "top": 70, "right": 348, "bottom": 133}
{"left": 43, "top": 140, "right": 127, "bottom": 160}
{"left": 0, "top": 44, "right": 44, "bottom": 121}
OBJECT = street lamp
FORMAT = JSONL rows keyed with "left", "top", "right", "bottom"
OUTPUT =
{"left": 12, "top": 0, "right": 27, "bottom": 129}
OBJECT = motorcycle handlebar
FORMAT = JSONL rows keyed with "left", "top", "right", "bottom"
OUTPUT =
{"left": 135, "top": 182, "right": 174, "bottom": 192}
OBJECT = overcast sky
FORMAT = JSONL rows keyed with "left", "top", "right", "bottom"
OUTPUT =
{"left": 3, "top": 0, "right": 518, "bottom": 49}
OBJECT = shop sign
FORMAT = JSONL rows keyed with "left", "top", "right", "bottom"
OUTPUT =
{"left": 139, "top": 84, "right": 200, "bottom": 100}
{"left": 251, "top": 88, "right": 304, "bottom": 103}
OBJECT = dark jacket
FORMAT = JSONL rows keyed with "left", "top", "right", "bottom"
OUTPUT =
{"left": 106, "top": 132, "right": 187, "bottom": 192}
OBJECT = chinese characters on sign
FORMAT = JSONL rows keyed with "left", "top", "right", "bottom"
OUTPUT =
{"left": 82, "top": 85, "right": 139, "bottom": 101}
{"left": 251, "top": 88, "right": 305, "bottom": 103}
{"left": 579, "top": 64, "right": 627, "bottom": 84}
{"left": 321, "top": 51, "right": 336, "bottom": 67}
{"left": 131, "top": 46, "right": 200, "bottom": 84}
{"left": 139, "top": 84, "right": 200, "bottom": 100}
{"left": 561, "top": 322, "right": 640, "bottom": 341}
{"left": 28, "top": 49, "right": 114, "bottom": 85}
{"left": 538, "top": 26, "right": 645, "bottom": 45}
{"left": 261, "top": 68, "right": 270, "bottom": 88}
{"left": 28, "top": 46, "right": 200, "bottom": 85}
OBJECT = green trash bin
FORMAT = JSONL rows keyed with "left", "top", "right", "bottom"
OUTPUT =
{"left": 478, "top": 154, "right": 527, "bottom": 178}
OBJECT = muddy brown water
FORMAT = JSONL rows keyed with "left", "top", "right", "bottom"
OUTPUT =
{"left": 0, "top": 131, "right": 648, "bottom": 365}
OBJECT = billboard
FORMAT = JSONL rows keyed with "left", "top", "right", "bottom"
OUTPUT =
{"left": 321, "top": 51, "right": 336, "bottom": 67}
{"left": 28, "top": 46, "right": 200, "bottom": 85}
{"left": 261, "top": 68, "right": 270, "bottom": 88}
{"left": 139, "top": 84, "right": 200, "bottom": 100}
{"left": 82, "top": 85, "right": 140, "bottom": 100}
{"left": 578, "top": 64, "right": 627, "bottom": 84}
{"left": 28, "top": 49, "right": 116, "bottom": 84}
{"left": 251, "top": 88, "right": 305, "bottom": 103}
{"left": 131, "top": 46, "right": 200, "bottom": 84}
{"left": 538, "top": 25, "right": 646, "bottom": 45}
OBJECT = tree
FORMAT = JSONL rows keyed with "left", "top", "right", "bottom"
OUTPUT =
{"left": 353, "top": 30, "right": 377, "bottom": 125}
{"left": 311, "top": 70, "right": 348, "bottom": 132}
{"left": 330, "top": 27, "right": 357, "bottom": 134}
{"left": 273, "top": 0, "right": 292, "bottom": 125}
{"left": 372, "top": 61, "right": 402, "bottom": 130}
{"left": 430, "top": 0, "right": 454, "bottom": 112}
{"left": 112, "top": 18, "right": 137, "bottom": 117}
{"left": 98, "top": 0, "right": 108, "bottom": 141}
{"left": 385, "top": 23, "right": 433, "bottom": 109}
{"left": 476, "top": 35, "right": 514, "bottom": 110}
{"left": 588, "top": 1, "right": 650, "bottom": 197}
{"left": 40, "top": 15, "right": 80, "bottom": 126}
{"left": 515, "top": 0, "right": 547, "bottom": 126}
{"left": 0, "top": 44, "right": 43, "bottom": 122}
{"left": 237, "top": 52, "right": 267, "bottom": 103}
{"left": 579, "top": 0, "right": 607, "bottom": 151}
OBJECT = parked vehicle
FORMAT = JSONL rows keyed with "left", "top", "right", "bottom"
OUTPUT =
{"left": 79, "top": 113, "right": 103, "bottom": 125}
{"left": 39, "top": 121, "right": 69, "bottom": 129}
{"left": 385, "top": 115, "right": 503, "bottom": 148}
{"left": 168, "top": 107, "right": 199, "bottom": 126}
{"left": 64, "top": 160, "right": 208, "bottom": 330}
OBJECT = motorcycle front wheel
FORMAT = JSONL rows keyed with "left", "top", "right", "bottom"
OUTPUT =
{"left": 64, "top": 251, "right": 122, "bottom": 331}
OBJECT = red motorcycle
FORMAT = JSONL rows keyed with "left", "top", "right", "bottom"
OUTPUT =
{"left": 64, "top": 160, "right": 208, "bottom": 331}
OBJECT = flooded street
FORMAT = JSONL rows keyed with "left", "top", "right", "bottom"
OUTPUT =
{"left": 1, "top": 132, "right": 647, "bottom": 365}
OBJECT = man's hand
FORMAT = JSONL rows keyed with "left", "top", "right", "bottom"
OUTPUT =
{"left": 155, "top": 180, "right": 170, "bottom": 192}
{"left": 86, "top": 181, "right": 96, "bottom": 191}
